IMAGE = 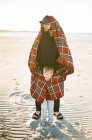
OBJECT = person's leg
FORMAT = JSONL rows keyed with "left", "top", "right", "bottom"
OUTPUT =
{"left": 47, "top": 100, "right": 54, "bottom": 127}
{"left": 32, "top": 100, "right": 41, "bottom": 119}
{"left": 47, "top": 100, "right": 54, "bottom": 122}
{"left": 54, "top": 99, "right": 60, "bottom": 112}
{"left": 41, "top": 100, "right": 47, "bottom": 126}
{"left": 35, "top": 100, "right": 41, "bottom": 111}
{"left": 54, "top": 99, "right": 63, "bottom": 120}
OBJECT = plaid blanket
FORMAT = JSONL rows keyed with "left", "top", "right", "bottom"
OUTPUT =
{"left": 28, "top": 16, "right": 74, "bottom": 103}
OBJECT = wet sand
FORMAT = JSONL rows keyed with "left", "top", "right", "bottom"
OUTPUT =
{"left": 0, "top": 32, "right": 92, "bottom": 140}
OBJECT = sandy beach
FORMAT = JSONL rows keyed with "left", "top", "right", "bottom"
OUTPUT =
{"left": 0, "top": 32, "right": 92, "bottom": 140}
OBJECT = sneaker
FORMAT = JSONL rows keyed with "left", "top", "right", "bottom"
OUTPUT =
{"left": 48, "top": 122, "right": 55, "bottom": 127}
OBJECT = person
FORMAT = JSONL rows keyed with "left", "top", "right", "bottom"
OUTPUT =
{"left": 41, "top": 66, "right": 55, "bottom": 127}
{"left": 28, "top": 15, "right": 74, "bottom": 120}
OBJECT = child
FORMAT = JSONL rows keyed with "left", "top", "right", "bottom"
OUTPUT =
{"left": 41, "top": 66, "right": 55, "bottom": 127}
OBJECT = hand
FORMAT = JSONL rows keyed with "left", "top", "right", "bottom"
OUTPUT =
{"left": 45, "top": 76, "right": 51, "bottom": 81}
{"left": 43, "top": 66, "right": 54, "bottom": 81}
{"left": 43, "top": 73, "right": 53, "bottom": 81}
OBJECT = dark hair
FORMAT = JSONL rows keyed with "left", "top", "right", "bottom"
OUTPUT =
{"left": 40, "top": 24, "right": 52, "bottom": 36}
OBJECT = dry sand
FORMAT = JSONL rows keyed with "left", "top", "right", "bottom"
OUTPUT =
{"left": 0, "top": 32, "right": 92, "bottom": 140}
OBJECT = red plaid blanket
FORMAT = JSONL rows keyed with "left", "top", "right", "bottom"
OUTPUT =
{"left": 28, "top": 16, "right": 74, "bottom": 103}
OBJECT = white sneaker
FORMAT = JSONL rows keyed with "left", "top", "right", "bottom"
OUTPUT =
{"left": 48, "top": 122, "right": 55, "bottom": 127}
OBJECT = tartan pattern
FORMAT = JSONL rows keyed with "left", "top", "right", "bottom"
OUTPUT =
{"left": 30, "top": 75, "right": 64, "bottom": 103}
{"left": 30, "top": 76, "right": 47, "bottom": 103}
{"left": 28, "top": 16, "right": 74, "bottom": 103}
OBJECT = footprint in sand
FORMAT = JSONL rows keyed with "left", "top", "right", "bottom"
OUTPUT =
{"left": 15, "top": 82, "right": 19, "bottom": 86}
{"left": 8, "top": 91, "right": 23, "bottom": 104}
{"left": 14, "top": 87, "right": 19, "bottom": 90}
{"left": 12, "top": 78, "right": 20, "bottom": 90}
{"left": 77, "top": 73, "right": 81, "bottom": 77}
{"left": 75, "top": 122, "right": 89, "bottom": 137}
{"left": 65, "top": 88, "right": 70, "bottom": 92}
{"left": 12, "top": 78, "right": 17, "bottom": 81}
{"left": 8, "top": 91, "right": 31, "bottom": 106}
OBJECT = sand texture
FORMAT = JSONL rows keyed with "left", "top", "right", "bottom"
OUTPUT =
{"left": 0, "top": 32, "right": 92, "bottom": 140}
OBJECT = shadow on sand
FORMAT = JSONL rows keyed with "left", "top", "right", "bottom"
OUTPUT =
{"left": 29, "top": 118, "right": 89, "bottom": 140}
